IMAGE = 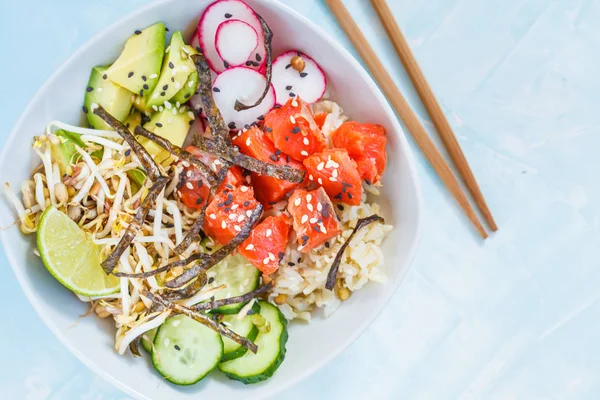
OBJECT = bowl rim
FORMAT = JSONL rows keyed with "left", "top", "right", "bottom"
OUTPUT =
{"left": 0, "top": 0, "right": 423, "bottom": 398}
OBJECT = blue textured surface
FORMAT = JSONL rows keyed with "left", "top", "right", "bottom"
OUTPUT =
{"left": 1, "top": 0, "right": 599, "bottom": 398}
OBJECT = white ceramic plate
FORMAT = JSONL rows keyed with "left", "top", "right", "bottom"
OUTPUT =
{"left": 0, "top": 0, "right": 422, "bottom": 398}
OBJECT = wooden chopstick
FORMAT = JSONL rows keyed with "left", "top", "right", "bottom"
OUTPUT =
{"left": 324, "top": 0, "right": 488, "bottom": 239}
{"left": 371, "top": 0, "right": 497, "bottom": 232}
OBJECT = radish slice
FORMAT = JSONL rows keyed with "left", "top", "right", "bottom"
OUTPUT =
{"left": 215, "top": 20, "right": 258, "bottom": 67}
{"left": 272, "top": 50, "right": 327, "bottom": 104}
{"left": 212, "top": 67, "right": 275, "bottom": 130}
{"left": 198, "top": 0, "right": 266, "bottom": 73}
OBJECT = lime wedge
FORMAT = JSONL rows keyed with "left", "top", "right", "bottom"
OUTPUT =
{"left": 37, "top": 206, "right": 119, "bottom": 296}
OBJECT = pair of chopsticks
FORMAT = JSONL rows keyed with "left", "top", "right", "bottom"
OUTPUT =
{"left": 324, "top": 0, "right": 497, "bottom": 239}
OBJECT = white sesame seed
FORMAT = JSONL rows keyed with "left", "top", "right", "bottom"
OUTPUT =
{"left": 290, "top": 115, "right": 296, "bottom": 124}
{"left": 185, "top": 182, "right": 193, "bottom": 189}
{"left": 268, "top": 252, "right": 276, "bottom": 261}
{"left": 171, "top": 69, "right": 177, "bottom": 77}
{"left": 234, "top": 225, "right": 241, "bottom": 232}
{"left": 318, "top": 178, "right": 323, "bottom": 185}
{"left": 221, "top": 221, "right": 227, "bottom": 229}
{"left": 240, "top": 186, "right": 248, "bottom": 192}
{"left": 149, "top": 73, "right": 158, "bottom": 79}
{"left": 172, "top": 108, "right": 178, "bottom": 115}
{"left": 301, "top": 215, "right": 308, "bottom": 224}
{"left": 246, "top": 244, "right": 255, "bottom": 251}
{"left": 181, "top": 65, "right": 189, "bottom": 71}
{"left": 152, "top": 92, "right": 159, "bottom": 99}
{"left": 263, "top": 257, "right": 270, "bottom": 265}
{"left": 176, "top": 101, "right": 181, "bottom": 109}
{"left": 306, "top": 194, "right": 312, "bottom": 202}
{"left": 309, "top": 174, "right": 314, "bottom": 181}
{"left": 210, "top": 214, "right": 217, "bottom": 220}
{"left": 231, "top": 204, "right": 239, "bottom": 210}
{"left": 188, "top": 80, "right": 194, "bottom": 87}
{"left": 332, "top": 169, "right": 338, "bottom": 178}
{"left": 182, "top": 46, "right": 191, "bottom": 54}
{"left": 246, "top": 138, "right": 251, "bottom": 146}
{"left": 317, "top": 162, "right": 324, "bottom": 171}
{"left": 164, "top": 101, "right": 172, "bottom": 109}
{"left": 176, "top": 81, "right": 182, "bottom": 89}
{"left": 329, "top": 176, "right": 338, "bottom": 182}
{"left": 309, "top": 217, "right": 318, "bottom": 224}
{"left": 237, "top": 214, "right": 246, "bottom": 222}
{"left": 319, "top": 223, "right": 327, "bottom": 234}
{"left": 152, "top": 105, "right": 158, "bottom": 112}
{"left": 325, "top": 160, "right": 335, "bottom": 168}
{"left": 303, "top": 137, "right": 309, "bottom": 146}
{"left": 266, "top": 229, "right": 272, "bottom": 238}
{"left": 294, "top": 197, "right": 301, "bottom": 206}
{"left": 97, "top": 87, "right": 103, "bottom": 93}
{"left": 182, "top": 161, "right": 190, "bottom": 168}
{"left": 159, "top": 106, "right": 164, "bottom": 112}
{"left": 307, "top": 203, "right": 314, "bottom": 212}
{"left": 317, "top": 202, "right": 323, "bottom": 211}
{"left": 301, "top": 150, "right": 309, "bottom": 156}
{"left": 165, "top": 45, "right": 171, "bottom": 53}
{"left": 188, "top": 111, "right": 195, "bottom": 119}
{"left": 291, "top": 98, "right": 298, "bottom": 107}
{"left": 229, "top": 214, "right": 237, "bottom": 220}
{"left": 186, "top": 170, "right": 192, "bottom": 178}
{"left": 246, "top": 210, "right": 252, "bottom": 217}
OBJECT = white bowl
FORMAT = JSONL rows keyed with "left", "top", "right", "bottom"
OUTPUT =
{"left": 0, "top": 0, "right": 422, "bottom": 398}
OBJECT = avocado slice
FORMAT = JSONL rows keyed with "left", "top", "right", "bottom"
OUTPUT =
{"left": 146, "top": 32, "right": 195, "bottom": 108}
{"left": 106, "top": 22, "right": 166, "bottom": 95}
{"left": 171, "top": 69, "right": 198, "bottom": 105}
{"left": 127, "top": 168, "right": 147, "bottom": 193}
{"left": 50, "top": 130, "right": 87, "bottom": 175}
{"left": 137, "top": 107, "right": 194, "bottom": 164}
{"left": 84, "top": 66, "right": 133, "bottom": 130}
{"left": 132, "top": 94, "right": 153, "bottom": 114}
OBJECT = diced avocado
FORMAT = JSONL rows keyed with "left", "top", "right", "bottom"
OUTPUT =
{"left": 106, "top": 22, "right": 166, "bottom": 94}
{"left": 137, "top": 107, "right": 193, "bottom": 165}
{"left": 50, "top": 130, "right": 86, "bottom": 175}
{"left": 146, "top": 32, "right": 195, "bottom": 108}
{"left": 84, "top": 66, "right": 133, "bottom": 130}
{"left": 132, "top": 94, "right": 153, "bottom": 114}
{"left": 127, "top": 168, "right": 147, "bottom": 193}
{"left": 124, "top": 109, "right": 143, "bottom": 133}
{"left": 171, "top": 69, "right": 198, "bottom": 104}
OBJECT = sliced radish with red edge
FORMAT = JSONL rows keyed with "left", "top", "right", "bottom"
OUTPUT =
{"left": 272, "top": 50, "right": 327, "bottom": 104}
{"left": 212, "top": 66, "right": 275, "bottom": 130}
{"left": 198, "top": 0, "right": 266, "bottom": 73}
{"left": 215, "top": 20, "right": 258, "bottom": 67}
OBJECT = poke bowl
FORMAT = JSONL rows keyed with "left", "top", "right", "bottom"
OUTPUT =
{"left": 0, "top": 0, "right": 422, "bottom": 398}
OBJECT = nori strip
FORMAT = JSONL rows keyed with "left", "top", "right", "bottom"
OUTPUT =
{"left": 164, "top": 204, "right": 264, "bottom": 288}
{"left": 197, "top": 138, "right": 305, "bottom": 184}
{"left": 234, "top": 14, "right": 273, "bottom": 111}
{"left": 143, "top": 291, "right": 258, "bottom": 353}
{"left": 162, "top": 273, "right": 208, "bottom": 301}
{"left": 172, "top": 202, "right": 208, "bottom": 255}
{"left": 101, "top": 176, "right": 169, "bottom": 274}
{"left": 192, "top": 54, "right": 232, "bottom": 148}
{"left": 129, "top": 336, "right": 142, "bottom": 357}
{"left": 93, "top": 106, "right": 162, "bottom": 181}
{"left": 325, "top": 215, "right": 385, "bottom": 290}
{"left": 135, "top": 126, "right": 218, "bottom": 186}
{"left": 191, "top": 283, "right": 273, "bottom": 311}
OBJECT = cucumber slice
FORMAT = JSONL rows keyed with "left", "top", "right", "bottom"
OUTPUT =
{"left": 141, "top": 327, "right": 157, "bottom": 353}
{"left": 152, "top": 315, "right": 223, "bottom": 385}
{"left": 219, "top": 301, "right": 288, "bottom": 384}
{"left": 203, "top": 254, "right": 260, "bottom": 314}
{"left": 221, "top": 314, "right": 259, "bottom": 362}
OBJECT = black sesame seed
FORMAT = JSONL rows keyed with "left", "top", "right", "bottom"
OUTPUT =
{"left": 208, "top": 277, "right": 215, "bottom": 284}
{"left": 313, "top": 225, "right": 321, "bottom": 232}
{"left": 142, "top": 75, "right": 147, "bottom": 81}
{"left": 156, "top": 123, "right": 163, "bottom": 127}
{"left": 135, "top": 30, "right": 142, "bottom": 35}
{"left": 225, "top": 13, "right": 232, "bottom": 18}
{"left": 285, "top": 64, "right": 292, "bottom": 69}
{"left": 266, "top": 127, "right": 273, "bottom": 132}
{"left": 224, "top": 60, "right": 230, "bottom": 68}
{"left": 257, "top": 115, "right": 264, "bottom": 120}
{"left": 347, "top": 193, "right": 354, "bottom": 199}
{"left": 246, "top": 61, "right": 253, "bottom": 67}
{"left": 289, "top": 92, "right": 296, "bottom": 97}
{"left": 189, "top": 119, "right": 194, "bottom": 125}
{"left": 228, "top": 121, "right": 236, "bottom": 129}
{"left": 300, "top": 72, "right": 308, "bottom": 78}
{"left": 256, "top": 53, "right": 262, "bottom": 62}
{"left": 86, "top": 86, "right": 93, "bottom": 92}
{"left": 286, "top": 85, "right": 293, "bottom": 90}
{"left": 275, "top": 149, "right": 281, "bottom": 155}
{"left": 288, "top": 262, "right": 295, "bottom": 267}
{"left": 365, "top": 178, "right": 372, "bottom": 185}
{"left": 195, "top": 46, "right": 202, "bottom": 52}
{"left": 251, "top": 61, "right": 260, "bottom": 67}
{"left": 213, "top": 87, "right": 221, "bottom": 93}
{"left": 224, "top": 199, "right": 232, "bottom": 206}
{"left": 297, "top": 257, "right": 302, "bottom": 263}
{"left": 162, "top": 84, "right": 168, "bottom": 90}
{"left": 143, "top": 84, "right": 149, "bottom": 90}
{"left": 286, "top": 155, "right": 291, "bottom": 163}
{"left": 226, "top": 184, "right": 234, "bottom": 190}
{"left": 224, "top": 207, "right": 231, "bottom": 213}
{"left": 82, "top": 106, "right": 88, "bottom": 113}
{"left": 285, "top": 136, "right": 289, "bottom": 142}
{"left": 290, "top": 126, "right": 301, "bottom": 134}
{"left": 128, "top": 71, "right": 134, "bottom": 78}
{"left": 278, "top": 252, "right": 285, "bottom": 260}
{"left": 227, "top": 194, "right": 233, "bottom": 201}
{"left": 160, "top": 91, "right": 166, "bottom": 96}
{"left": 210, "top": 296, "right": 215, "bottom": 302}
{"left": 336, "top": 204, "right": 344, "bottom": 211}
{"left": 197, "top": 180, "right": 203, "bottom": 188}
{"left": 169, "top": 61, "right": 175, "bottom": 69}
{"left": 269, "top": 201, "right": 277, "bottom": 205}
{"left": 244, "top": 124, "right": 251, "bottom": 130}
{"left": 125, "top": 149, "right": 131, "bottom": 156}
{"left": 322, "top": 209, "right": 330, "bottom": 218}
{"left": 297, "top": 51, "right": 302, "bottom": 57}
{"left": 102, "top": 74, "right": 107, "bottom": 80}
{"left": 325, "top": 241, "right": 330, "bottom": 248}
{"left": 217, "top": 202, "right": 225, "bottom": 208}
{"left": 139, "top": 89, "right": 144, "bottom": 96}
{"left": 273, "top": 105, "right": 282, "bottom": 109}
{"left": 243, "top": 201, "right": 250, "bottom": 207}
{"left": 334, "top": 193, "right": 343, "bottom": 200}
{"left": 184, "top": 93, "right": 191, "bottom": 99}
{"left": 342, "top": 185, "right": 347, "bottom": 193}
{"left": 269, "top": 154, "right": 277, "bottom": 162}
{"left": 171, "top": 77, "right": 175, "bottom": 82}
{"left": 174, "top": 344, "right": 181, "bottom": 351}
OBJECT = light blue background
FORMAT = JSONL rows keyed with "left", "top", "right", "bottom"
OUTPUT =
{"left": 1, "top": 0, "right": 599, "bottom": 398}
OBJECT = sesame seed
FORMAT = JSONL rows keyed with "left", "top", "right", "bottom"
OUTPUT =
{"left": 289, "top": 92, "right": 296, "bottom": 97}
{"left": 309, "top": 174, "right": 314, "bottom": 181}
{"left": 286, "top": 85, "right": 293, "bottom": 90}
{"left": 290, "top": 116, "right": 296, "bottom": 124}
{"left": 294, "top": 198, "right": 301, "bottom": 206}
{"left": 329, "top": 176, "right": 338, "bottom": 182}
{"left": 229, "top": 213, "right": 237, "bottom": 220}
{"left": 268, "top": 252, "right": 276, "bottom": 261}
{"left": 164, "top": 101, "right": 172, "bottom": 109}
{"left": 234, "top": 225, "right": 241, "bottom": 232}
{"left": 185, "top": 182, "right": 193, "bottom": 189}
{"left": 210, "top": 213, "right": 217, "bottom": 220}
{"left": 285, "top": 64, "right": 292, "bottom": 69}
{"left": 97, "top": 87, "right": 103, "bottom": 93}
{"left": 288, "top": 262, "right": 295, "bottom": 266}
{"left": 309, "top": 217, "right": 318, "bottom": 224}
{"left": 149, "top": 73, "right": 158, "bottom": 79}
{"left": 263, "top": 258, "right": 270, "bottom": 265}
{"left": 246, "top": 210, "right": 252, "bottom": 217}
{"left": 156, "top": 122, "right": 164, "bottom": 128}
{"left": 348, "top": 193, "right": 354, "bottom": 199}
{"left": 237, "top": 214, "right": 245, "bottom": 222}
{"left": 270, "top": 154, "right": 277, "bottom": 162}
{"left": 213, "top": 87, "right": 220, "bottom": 92}
{"left": 325, "top": 241, "right": 330, "bottom": 248}
{"left": 240, "top": 186, "right": 248, "bottom": 193}
{"left": 300, "top": 72, "right": 308, "bottom": 78}
{"left": 306, "top": 194, "right": 312, "bottom": 202}
{"left": 317, "top": 162, "right": 324, "bottom": 171}
{"left": 169, "top": 61, "right": 174, "bottom": 69}
{"left": 135, "top": 29, "right": 142, "bottom": 34}
{"left": 165, "top": 45, "right": 171, "bottom": 53}
{"left": 86, "top": 86, "right": 93, "bottom": 92}
{"left": 102, "top": 74, "right": 107, "bottom": 80}
{"left": 307, "top": 203, "right": 314, "bottom": 212}
{"left": 332, "top": 169, "right": 338, "bottom": 178}
{"left": 221, "top": 221, "right": 227, "bottom": 229}
{"left": 246, "top": 138, "right": 251, "bottom": 146}
{"left": 266, "top": 229, "right": 272, "bottom": 237}
{"left": 246, "top": 244, "right": 255, "bottom": 250}
{"left": 319, "top": 223, "right": 327, "bottom": 234}
{"left": 301, "top": 150, "right": 309, "bottom": 156}
{"left": 231, "top": 204, "right": 239, "bottom": 210}
{"left": 301, "top": 215, "right": 308, "bottom": 224}
{"left": 128, "top": 71, "right": 134, "bottom": 78}
{"left": 152, "top": 105, "right": 158, "bottom": 112}
{"left": 303, "top": 137, "right": 309, "bottom": 146}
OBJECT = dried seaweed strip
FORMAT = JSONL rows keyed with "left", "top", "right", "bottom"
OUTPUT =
{"left": 143, "top": 291, "right": 258, "bottom": 353}
{"left": 165, "top": 204, "right": 264, "bottom": 289}
{"left": 101, "top": 176, "right": 169, "bottom": 274}
{"left": 234, "top": 14, "right": 273, "bottom": 111}
{"left": 129, "top": 337, "right": 142, "bottom": 357}
{"left": 192, "top": 54, "right": 231, "bottom": 148}
{"left": 135, "top": 126, "right": 218, "bottom": 186}
{"left": 325, "top": 215, "right": 385, "bottom": 290}
{"left": 162, "top": 273, "right": 208, "bottom": 301}
{"left": 93, "top": 106, "right": 161, "bottom": 181}
{"left": 191, "top": 283, "right": 273, "bottom": 312}
{"left": 173, "top": 202, "right": 208, "bottom": 255}
{"left": 197, "top": 138, "right": 305, "bottom": 184}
